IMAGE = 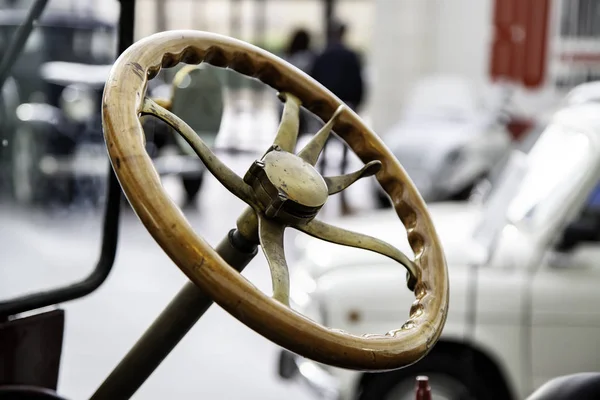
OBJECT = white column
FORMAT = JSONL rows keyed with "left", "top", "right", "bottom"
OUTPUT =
{"left": 93, "top": 0, "right": 119, "bottom": 24}
{"left": 369, "top": 0, "right": 438, "bottom": 134}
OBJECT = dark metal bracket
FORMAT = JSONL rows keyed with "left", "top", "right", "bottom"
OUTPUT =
{"left": 0, "top": 0, "right": 49, "bottom": 89}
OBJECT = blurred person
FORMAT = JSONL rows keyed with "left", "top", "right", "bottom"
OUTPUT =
{"left": 310, "top": 20, "right": 364, "bottom": 111}
{"left": 283, "top": 28, "right": 315, "bottom": 74}
{"left": 310, "top": 20, "right": 365, "bottom": 214}
{"left": 279, "top": 28, "right": 318, "bottom": 137}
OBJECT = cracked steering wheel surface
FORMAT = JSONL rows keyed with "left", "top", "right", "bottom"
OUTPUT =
{"left": 102, "top": 30, "right": 448, "bottom": 371}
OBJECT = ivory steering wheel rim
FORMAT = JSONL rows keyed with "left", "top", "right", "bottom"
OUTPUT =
{"left": 102, "top": 30, "right": 448, "bottom": 371}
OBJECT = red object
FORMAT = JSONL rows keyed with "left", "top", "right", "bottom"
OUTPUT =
{"left": 506, "top": 116, "right": 534, "bottom": 141}
{"left": 415, "top": 376, "right": 432, "bottom": 400}
{"left": 560, "top": 52, "right": 600, "bottom": 64}
{"left": 489, "top": 0, "right": 551, "bottom": 88}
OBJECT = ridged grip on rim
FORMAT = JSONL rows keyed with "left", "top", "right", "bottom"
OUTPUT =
{"left": 101, "top": 30, "right": 448, "bottom": 371}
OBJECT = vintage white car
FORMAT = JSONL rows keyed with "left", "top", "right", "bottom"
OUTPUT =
{"left": 277, "top": 85, "right": 600, "bottom": 400}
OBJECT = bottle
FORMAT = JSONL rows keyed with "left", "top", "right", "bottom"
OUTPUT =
{"left": 415, "top": 375, "right": 432, "bottom": 400}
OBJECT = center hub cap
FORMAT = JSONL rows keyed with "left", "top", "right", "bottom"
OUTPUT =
{"left": 244, "top": 147, "right": 328, "bottom": 223}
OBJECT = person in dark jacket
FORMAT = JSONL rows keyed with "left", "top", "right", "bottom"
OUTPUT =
{"left": 310, "top": 21, "right": 364, "bottom": 111}
{"left": 310, "top": 21, "right": 365, "bottom": 214}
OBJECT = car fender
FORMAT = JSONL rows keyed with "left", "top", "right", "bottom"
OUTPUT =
{"left": 310, "top": 262, "right": 468, "bottom": 400}
{"left": 312, "top": 261, "right": 467, "bottom": 339}
{"left": 312, "top": 262, "right": 524, "bottom": 399}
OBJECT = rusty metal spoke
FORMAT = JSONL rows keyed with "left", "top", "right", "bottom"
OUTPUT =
{"left": 258, "top": 215, "right": 290, "bottom": 305}
{"left": 151, "top": 97, "right": 172, "bottom": 110}
{"left": 142, "top": 97, "right": 255, "bottom": 206}
{"left": 324, "top": 160, "right": 382, "bottom": 195}
{"left": 297, "top": 104, "right": 345, "bottom": 166}
{"left": 273, "top": 92, "right": 301, "bottom": 152}
{"left": 295, "top": 218, "right": 418, "bottom": 289}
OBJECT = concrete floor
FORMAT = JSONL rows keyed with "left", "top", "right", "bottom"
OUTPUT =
{"left": 0, "top": 101, "right": 377, "bottom": 399}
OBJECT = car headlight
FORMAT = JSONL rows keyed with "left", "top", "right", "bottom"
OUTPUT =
{"left": 60, "top": 84, "right": 96, "bottom": 122}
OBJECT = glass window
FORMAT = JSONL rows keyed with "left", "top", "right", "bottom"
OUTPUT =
{"left": 471, "top": 124, "right": 545, "bottom": 204}
{"left": 506, "top": 125, "right": 593, "bottom": 229}
{"left": 560, "top": 0, "right": 600, "bottom": 39}
{"left": 472, "top": 122, "right": 596, "bottom": 247}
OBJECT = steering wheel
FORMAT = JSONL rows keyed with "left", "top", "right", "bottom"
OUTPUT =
{"left": 102, "top": 30, "right": 448, "bottom": 371}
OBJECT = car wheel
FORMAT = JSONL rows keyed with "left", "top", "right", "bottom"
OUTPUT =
{"left": 374, "top": 373, "right": 471, "bottom": 400}
{"left": 182, "top": 174, "right": 204, "bottom": 206}
{"left": 358, "top": 352, "right": 508, "bottom": 400}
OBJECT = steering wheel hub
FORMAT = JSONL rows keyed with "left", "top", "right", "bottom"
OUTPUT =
{"left": 244, "top": 147, "right": 328, "bottom": 223}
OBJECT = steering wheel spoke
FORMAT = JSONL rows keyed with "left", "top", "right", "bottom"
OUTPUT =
{"left": 258, "top": 215, "right": 290, "bottom": 306}
{"left": 296, "top": 105, "right": 345, "bottom": 166}
{"left": 294, "top": 218, "right": 418, "bottom": 290}
{"left": 324, "top": 160, "right": 382, "bottom": 195}
{"left": 151, "top": 97, "right": 172, "bottom": 110}
{"left": 272, "top": 92, "right": 302, "bottom": 152}
{"left": 141, "top": 97, "right": 255, "bottom": 206}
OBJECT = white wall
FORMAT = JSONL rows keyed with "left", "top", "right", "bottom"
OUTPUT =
{"left": 87, "top": 0, "right": 564, "bottom": 129}
{"left": 369, "top": 0, "right": 438, "bottom": 133}
{"left": 370, "top": 0, "right": 564, "bottom": 134}
{"left": 432, "top": 0, "right": 493, "bottom": 89}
